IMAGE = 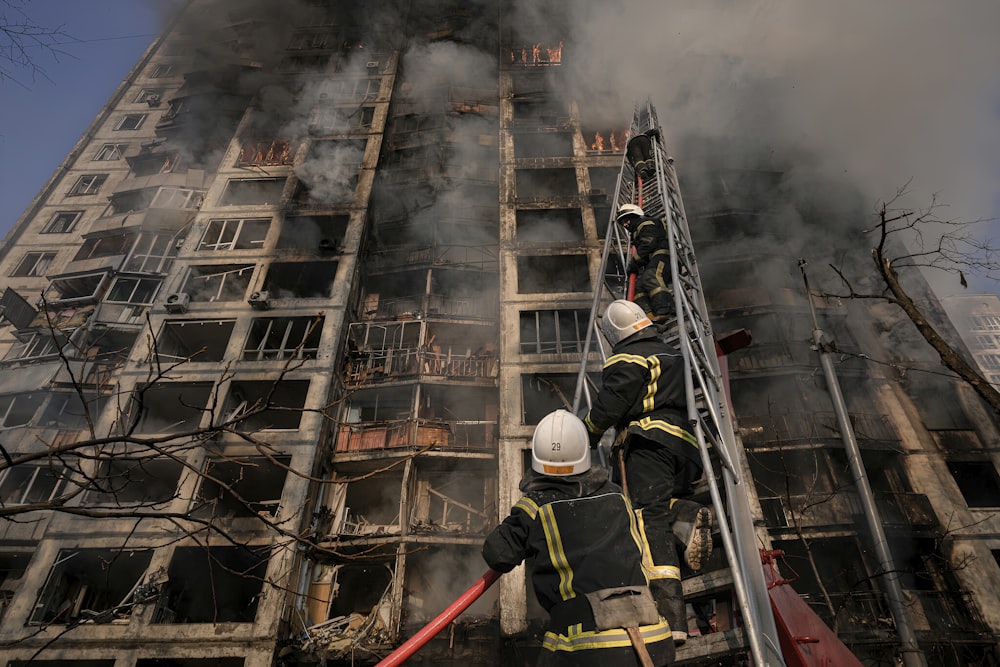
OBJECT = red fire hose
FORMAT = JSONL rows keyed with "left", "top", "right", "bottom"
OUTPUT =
{"left": 375, "top": 568, "right": 502, "bottom": 666}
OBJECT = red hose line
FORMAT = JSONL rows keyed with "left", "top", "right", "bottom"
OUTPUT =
{"left": 375, "top": 568, "right": 502, "bottom": 666}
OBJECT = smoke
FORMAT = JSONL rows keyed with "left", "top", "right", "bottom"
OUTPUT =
{"left": 560, "top": 0, "right": 1000, "bottom": 295}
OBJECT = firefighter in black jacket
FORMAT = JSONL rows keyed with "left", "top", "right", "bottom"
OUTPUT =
{"left": 483, "top": 409, "right": 675, "bottom": 666}
{"left": 617, "top": 204, "right": 674, "bottom": 324}
{"left": 583, "top": 299, "right": 713, "bottom": 644}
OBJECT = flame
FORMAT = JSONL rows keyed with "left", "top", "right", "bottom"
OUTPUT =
{"left": 546, "top": 40, "right": 563, "bottom": 63}
{"left": 590, "top": 132, "right": 606, "bottom": 151}
{"left": 510, "top": 40, "right": 563, "bottom": 65}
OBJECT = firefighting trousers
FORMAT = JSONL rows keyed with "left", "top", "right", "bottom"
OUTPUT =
{"left": 632, "top": 257, "right": 674, "bottom": 320}
{"left": 624, "top": 437, "right": 703, "bottom": 633}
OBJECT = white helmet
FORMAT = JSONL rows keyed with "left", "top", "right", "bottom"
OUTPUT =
{"left": 601, "top": 299, "right": 652, "bottom": 346}
{"left": 531, "top": 410, "right": 590, "bottom": 476}
{"left": 617, "top": 204, "right": 644, "bottom": 223}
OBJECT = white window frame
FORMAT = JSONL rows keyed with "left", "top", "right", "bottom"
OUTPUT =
{"left": 0, "top": 393, "right": 45, "bottom": 429}
{"left": 115, "top": 114, "right": 147, "bottom": 131}
{"left": 68, "top": 174, "right": 107, "bottom": 196}
{"left": 105, "top": 276, "right": 163, "bottom": 306}
{"left": 4, "top": 332, "right": 61, "bottom": 361}
{"left": 150, "top": 187, "right": 203, "bottom": 210}
{"left": 150, "top": 63, "right": 175, "bottom": 78}
{"left": 11, "top": 252, "right": 55, "bottom": 277}
{"left": 133, "top": 88, "right": 162, "bottom": 104}
{"left": 198, "top": 218, "right": 270, "bottom": 251}
{"left": 123, "top": 232, "right": 179, "bottom": 274}
{"left": 42, "top": 210, "right": 82, "bottom": 234}
{"left": 93, "top": 143, "right": 126, "bottom": 161}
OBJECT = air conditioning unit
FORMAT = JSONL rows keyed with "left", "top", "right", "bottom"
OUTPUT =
{"left": 164, "top": 292, "right": 190, "bottom": 313}
{"left": 366, "top": 61, "right": 380, "bottom": 71}
{"left": 248, "top": 290, "right": 271, "bottom": 310}
{"left": 318, "top": 238, "right": 340, "bottom": 253}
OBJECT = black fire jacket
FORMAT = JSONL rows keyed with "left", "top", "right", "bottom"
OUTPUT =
{"left": 583, "top": 328, "right": 700, "bottom": 466}
{"left": 627, "top": 217, "right": 670, "bottom": 273}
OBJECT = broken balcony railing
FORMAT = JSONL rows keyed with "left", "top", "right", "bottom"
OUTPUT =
{"left": 344, "top": 346, "right": 497, "bottom": 385}
{"left": 362, "top": 293, "right": 498, "bottom": 321}
{"left": 333, "top": 418, "right": 495, "bottom": 452}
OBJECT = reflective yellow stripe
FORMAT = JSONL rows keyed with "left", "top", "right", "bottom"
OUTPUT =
{"left": 634, "top": 417, "right": 698, "bottom": 448}
{"left": 539, "top": 503, "right": 575, "bottom": 600}
{"left": 604, "top": 353, "right": 649, "bottom": 369}
{"left": 542, "top": 621, "right": 672, "bottom": 652}
{"left": 635, "top": 509, "right": 681, "bottom": 581}
{"left": 643, "top": 354, "right": 661, "bottom": 412}
{"left": 624, "top": 497, "right": 646, "bottom": 573}
{"left": 513, "top": 496, "right": 539, "bottom": 520}
{"left": 583, "top": 413, "right": 599, "bottom": 434}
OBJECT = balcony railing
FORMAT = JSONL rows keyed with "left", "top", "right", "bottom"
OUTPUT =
{"left": 344, "top": 347, "right": 497, "bottom": 386}
{"left": 333, "top": 418, "right": 495, "bottom": 453}
{"left": 364, "top": 293, "right": 498, "bottom": 321}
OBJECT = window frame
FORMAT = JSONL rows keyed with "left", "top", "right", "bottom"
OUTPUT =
{"left": 198, "top": 218, "right": 271, "bottom": 251}
{"left": 0, "top": 461, "right": 68, "bottom": 505}
{"left": 42, "top": 210, "right": 82, "bottom": 234}
{"left": 67, "top": 174, "right": 108, "bottom": 196}
{"left": 114, "top": 114, "right": 147, "bottom": 131}
{"left": 10, "top": 252, "right": 55, "bottom": 277}
{"left": 93, "top": 143, "right": 127, "bottom": 161}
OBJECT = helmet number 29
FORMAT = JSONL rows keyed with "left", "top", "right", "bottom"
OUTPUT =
{"left": 551, "top": 441, "right": 561, "bottom": 451}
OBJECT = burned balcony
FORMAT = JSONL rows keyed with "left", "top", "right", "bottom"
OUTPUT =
{"left": 152, "top": 546, "right": 268, "bottom": 623}
{"left": 309, "top": 104, "right": 375, "bottom": 135}
{"left": 300, "top": 560, "right": 394, "bottom": 653}
{"left": 326, "top": 466, "right": 404, "bottom": 537}
{"left": 102, "top": 186, "right": 204, "bottom": 219}
{"left": 344, "top": 320, "right": 498, "bottom": 387}
{"left": 508, "top": 40, "right": 563, "bottom": 67}
{"left": 126, "top": 148, "right": 181, "bottom": 177}
{"left": 513, "top": 131, "right": 574, "bottom": 159}
{"left": 261, "top": 260, "right": 338, "bottom": 299}
{"left": 519, "top": 308, "right": 592, "bottom": 357}
{"left": 180, "top": 264, "right": 255, "bottom": 303}
{"left": 236, "top": 138, "right": 295, "bottom": 167}
{"left": 515, "top": 168, "right": 580, "bottom": 203}
{"left": 409, "top": 459, "right": 495, "bottom": 535}
{"left": 276, "top": 214, "right": 348, "bottom": 255}
{"left": 521, "top": 372, "right": 598, "bottom": 425}
{"left": 30, "top": 548, "right": 153, "bottom": 624}
{"left": 155, "top": 319, "right": 236, "bottom": 364}
{"left": 736, "top": 411, "right": 901, "bottom": 450}
{"left": 284, "top": 178, "right": 358, "bottom": 213}
{"left": 334, "top": 385, "right": 497, "bottom": 453}
{"left": 192, "top": 455, "right": 291, "bottom": 520}
{"left": 359, "top": 269, "right": 499, "bottom": 321}
{"left": 222, "top": 379, "right": 310, "bottom": 431}
{"left": 242, "top": 316, "right": 324, "bottom": 361}
{"left": 516, "top": 254, "right": 592, "bottom": 294}
{"left": 516, "top": 208, "right": 585, "bottom": 244}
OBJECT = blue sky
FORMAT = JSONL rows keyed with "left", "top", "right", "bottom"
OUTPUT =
{"left": 0, "top": 0, "right": 180, "bottom": 240}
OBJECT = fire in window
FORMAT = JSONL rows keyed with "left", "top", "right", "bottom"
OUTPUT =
{"left": 236, "top": 139, "right": 294, "bottom": 166}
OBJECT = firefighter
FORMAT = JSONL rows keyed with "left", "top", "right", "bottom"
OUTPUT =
{"left": 583, "top": 299, "right": 713, "bottom": 644}
{"left": 617, "top": 204, "right": 674, "bottom": 324}
{"left": 483, "top": 409, "right": 675, "bottom": 666}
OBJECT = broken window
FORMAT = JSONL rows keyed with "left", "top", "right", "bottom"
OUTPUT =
{"left": 199, "top": 218, "right": 271, "bottom": 251}
{"left": 263, "top": 261, "right": 338, "bottom": 299}
{"left": 105, "top": 188, "right": 156, "bottom": 217}
{"left": 219, "top": 178, "right": 287, "bottom": 206}
{"left": 123, "top": 231, "right": 181, "bottom": 274}
{"left": 0, "top": 392, "right": 46, "bottom": 429}
{"left": 115, "top": 113, "right": 147, "bottom": 131}
{"left": 131, "top": 382, "right": 213, "bottom": 433}
{"left": 329, "top": 469, "right": 403, "bottom": 535}
{"left": 310, "top": 104, "right": 375, "bottom": 133}
{"left": 293, "top": 140, "right": 366, "bottom": 206}
{"left": 747, "top": 448, "right": 836, "bottom": 500}
{"left": 128, "top": 150, "right": 180, "bottom": 177}
{"left": 42, "top": 210, "right": 82, "bottom": 234}
{"left": 10, "top": 252, "right": 55, "bottom": 277}
{"left": 85, "top": 456, "right": 184, "bottom": 507}
{"left": 409, "top": 462, "right": 494, "bottom": 534}
{"left": 223, "top": 379, "right": 310, "bottom": 430}
{"left": 30, "top": 548, "right": 153, "bottom": 624}
{"left": 513, "top": 132, "right": 573, "bottom": 159}
{"left": 277, "top": 214, "right": 348, "bottom": 252}
{"left": 44, "top": 271, "right": 108, "bottom": 304}
{"left": 68, "top": 174, "right": 108, "bottom": 196}
{"left": 156, "top": 319, "right": 235, "bottom": 364}
{"left": 153, "top": 546, "right": 268, "bottom": 623}
{"left": 93, "top": 143, "right": 126, "bottom": 161}
{"left": 39, "top": 391, "right": 102, "bottom": 430}
{"left": 948, "top": 461, "right": 1000, "bottom": 508}
{"left": 0, "top": 460, "right": 68, "bottom": 505}
{"left": 4, "top": 330, "right": 62, "bottom": 361}
{"left": 193, "top": 455, "right": 291, "bottom": 519}
{"left": 74, "top": 233, "right": 133, "bottom": 261}
{"left": 516, "top": 254, "right": 591, "bottom": 293}
{"left": 521, "top": 373, "right": 593, "bottom": 424}
{"left": 515, "top": 168, "right": 577, "bottom": 199}
{"left": 324, "top": 77, "right": 380, "bottom": 103}
{"left": 236, "top": 139, "right": 294, "bottom": 167}
{"left": 404, "top": 545, "right": 497, "bottom": 623}
{"left": 516, "top": 208, "right": 584, "bottom": 243}
{"left": 182, "top": 264, "right": 255, "bottom": 302}
{"left": 134, "top": 88, "right": 162, "bottom": 104}
{"left": 519, "top": 308, "right": 589, "bottom": 354}
{"left": 243, "top": 316, "right": 323, "bottom": 361}
{"left": 316, "top": 561, "right": 393, "bottom": 628}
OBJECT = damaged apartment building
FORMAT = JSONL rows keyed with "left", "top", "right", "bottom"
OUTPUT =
{"left": 0, "top": 1, "right": 999, "bottom": 666}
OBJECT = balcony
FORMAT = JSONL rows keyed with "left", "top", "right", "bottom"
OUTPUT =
{"left": 333, "top": 418, "right": 496, "bottom": 453}
{"left": 344, "top": 346, "right": 497, "bottom": 387}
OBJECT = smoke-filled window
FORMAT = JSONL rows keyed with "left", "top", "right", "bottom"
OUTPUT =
{"left": 182, "top": 264, "right": 255, "bottom": 302}
{"left": 219, "top": 178, "right": 287, "bottom": 207}
{"left": 276, "top": 214, "right": 347, "bottom": 253}
{"left": 156, "top": 319, "right": 236, "bottom": 364}
{"left": 123, "top": 231, "right": 180, "bottom": 274}
{"left": 515, "top": 168, "right": 578, "bottom": 199}
{"left": 516, "top": 254, "right": 590, "bottom": 294}
{"left": 193, "top": 455, "right": 291, "bottom": 519}
{"left": 262, "top": 261, "right": 338, "bottom": 299}
{"left": 222, "top": 379, "right": 310, "bottom": 430}
{"left": 243, "top": 316, "right": 324, "bottom": 361}
{"left": 947, "top": 461, "right": 1000, "bottom": 508}
{"left": 152, "top": 546, "right": 268, "bottom": 624}
{"left": 130, "top": 382, "right": 213, "bottom": 434}
{"left": 516, "top": 208, "right": 584, "bottom": 243}
{"left": 513, "top": 132, "right": 573, "bottom": 159}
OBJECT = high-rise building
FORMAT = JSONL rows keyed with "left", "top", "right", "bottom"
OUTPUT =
{"left": 0, "top": 2, "right": 998, "bottom": 666}
{"left": 942, "top": 294, "right": 1000, "bottom": 387}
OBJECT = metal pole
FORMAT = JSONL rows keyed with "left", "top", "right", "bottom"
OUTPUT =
{"left": 798, "top": 261, "right": 926, "bottom": 667}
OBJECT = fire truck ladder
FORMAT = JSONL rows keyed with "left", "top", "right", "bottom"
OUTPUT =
{"left": 572, "top": 99, "right": 785, "bottom": 666}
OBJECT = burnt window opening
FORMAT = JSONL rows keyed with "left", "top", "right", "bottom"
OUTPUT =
{"left": 11, "top": 251, "right": 56, "bottom": 277}
{"left": 182, "top": 264, "right": 255, "bottom": 302}
{"left": 223, "top": 379, "right": 310, "bottom": 431}
{"left": 0, "top": 392, "right": 46, "bottom": 429}
{"left": 9, "top": 662, "right": 116, "bottom": 667}
{"left": 43, "top": 210, "right": 82, "bottom": 234}
{"left": 292, "top": 140, "right": 366, "bottom": 206}
{"left": 513, "top": 132, "right": 573, "bottom": 159}
{"left": 519, "top": 308, "right": 589, "bottom": 354}
{"left": 747, "top": 448, "right": 836, "bottom": 500}
{"left": 0, "top": 552, "right": 32, "bottom": 621}
{"left": 0, "top": 460, "right": 68, "bottom": 505}
{"left": 219, "top": 178, "right": 287, "bottom": 207}
{"left": 516, "top": 208, "right": 584, "bottom": 243}
{"left": 39, "top": 391, "right": 103, "bottom": 431}
{"left": 948, "top": 461, "right": 1000, "bottom": 508}
{"left": 511, "top": 99, "right": 567, "bottom": 125}
{"left": 318, "top": 562, "right": 393, "bottom": 625}
{"left": 410, "top": 464, "right": 495, "bottom": 535}
{"left": 131, "top": 382, "right": 214, "bottom": 434}
{"left": 288, "top": 30, "right": 332, "bottom": 50}
{"left": 908, "top": 376, "right": 976, "bottom": 431}
{"left": 516, "top": 254, "right": 591, "bottom": 294}
{"left": 521, "top": 373, "right": 597, "bottom": 425}
{"left": 128, "top": 150, "right": 181, "bottom": 177}
{"left": 156, "top": 319, "right": 236, "bottom": 364}
{"left": 236, "top": 139, "right": 294, "bottom": 167}
{"left": 136, "top": 660, "right": 245, "bottom": 667}
{"left": 310, "top": 104, "right": 375, "bottom": 133}
{"left": 85, "top": 457, "right": 184, "bottom": 507}
{"left": 588, "top": 166, "right": 620, "bottom": 197}
{"left": 4, "top": 329, "right": 63, "bottom": 361}
{"left": 199, "top": 218, "right": 271, "bottom": 251}
{"left": 277, "top": 214, "right": 348, "bottom": 253}
{"left": 331, "top": 469, "right": 404, "bottom": 534}
{"left": 278, "top": 53, "right": 331, "bottom": 72}
{"left": 427, "top": 269, "right": 499, "bottom": 319}
{"left": 74, "top": 233, "right": 133, "bottom": 261}
{"left": 153, "top": 546, "right": 268, "bottom": 624}
{"left": 193, "top": 455, "right": 291, "bottom": 519}
{"left": 263, "top": 261, "right": 338, "bottom": 299}
{"left": 404, "top": 545, "right": 497, "bottom": 624}
{"left": 515, "top": 168, "right": 577, "bottom": 199}
{"left": 243, "top": 316, "right": 324, "bottom": 361}
{"left": 30, "top": 548, "right": 153, "bottom": 624}
{"left": 68, "top": 174, "right": 107, "bottom": 196}
{"left": 123, "top": 231, "right": 181, "bottom": 274}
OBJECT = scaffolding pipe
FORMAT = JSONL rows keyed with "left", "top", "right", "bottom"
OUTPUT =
{"left": 798, "top": 260, "right": 927, "bottom": 667}
{"left": 375, "top": 569, "right": 501, "bottom": 666}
